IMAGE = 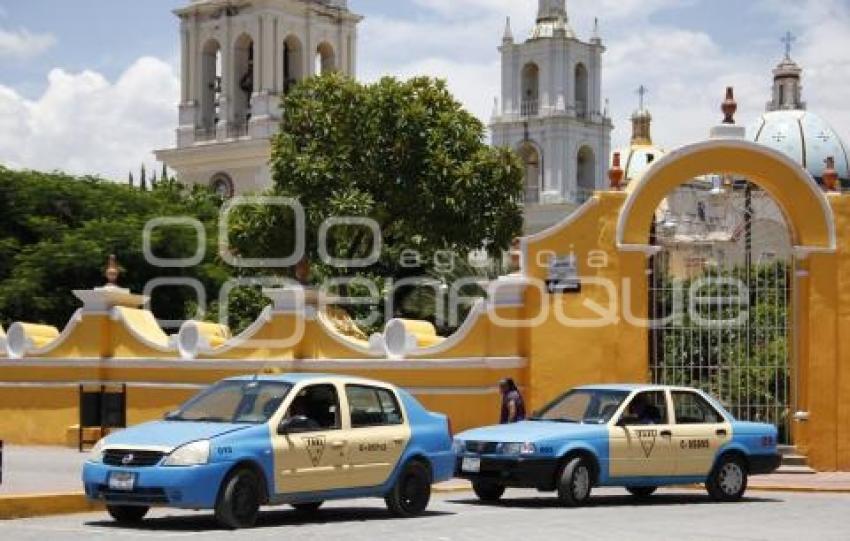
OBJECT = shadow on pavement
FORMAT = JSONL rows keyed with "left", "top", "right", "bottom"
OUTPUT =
{"left": 448, "top": 492, "right": 782, "bottom": 509}
{"left": 85, "top": 507, "right": 453, "bottom": 532}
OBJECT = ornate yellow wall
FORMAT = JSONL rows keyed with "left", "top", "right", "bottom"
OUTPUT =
{"left": 2, "top": 136, "right": 850, "bottom": 471}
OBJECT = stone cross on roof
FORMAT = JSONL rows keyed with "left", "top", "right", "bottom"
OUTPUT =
{"left": 637, "top": 85, "right": 648, "bottom": 110}
{"left": 781, "top": 31, "right": 796, "bottom": 59}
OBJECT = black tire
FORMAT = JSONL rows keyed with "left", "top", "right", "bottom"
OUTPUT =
{"left": 472, "top": 480, "right": 505, "bottom": 502}
{"left": 707, "top": 454, "right": 748, "bottom": 502}
{"left": 215, "top": 468, "right": 262, "bottom": 529}
{"left": 556, "top": 456, "right": 593, "bottom": 507}
{"left": 291, "top": 501, "right": 323, "bottom": 514}
{"left": 626, "top": 486, "right": 657, "bottom": 498}
{"left": 385, "top": 460, "right": 432, "bottom": 517}
{"left": 106, "top": 505, "right": 149, "bottom": 524}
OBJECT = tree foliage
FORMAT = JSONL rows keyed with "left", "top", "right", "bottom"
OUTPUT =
{"left": 0, "top": 167, "right": 226, "bottom": 329}
{"left": 259, "top": 73, "right": 523, "bottom": 275}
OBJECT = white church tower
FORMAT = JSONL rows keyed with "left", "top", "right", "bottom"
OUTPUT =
{"left": 491, "top": 0, "right": 612, "bottom": 232}
{"left": 156, "top": 0, "right": 361, "bottom": 197}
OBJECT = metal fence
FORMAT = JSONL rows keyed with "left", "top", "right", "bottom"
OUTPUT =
{"left": 649, "top": 183, "right": 793, "bottom": 443}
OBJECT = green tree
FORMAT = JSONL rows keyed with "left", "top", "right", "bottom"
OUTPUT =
{"left": 228, "top": 74, "right": 524, "bottom": 332}
{"left": 0, "top": 167, "right": 227, "bottom": 330}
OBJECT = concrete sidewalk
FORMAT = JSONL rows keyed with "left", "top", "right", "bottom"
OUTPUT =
{"left": 0, "top": 445, "right": 87, "bottom": 495}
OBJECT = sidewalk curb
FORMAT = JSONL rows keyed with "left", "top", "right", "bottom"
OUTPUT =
{"left": 0, "top": 493, "right": 102, "bottom": 520}
{"left": 747, "top": 485, "right": 850, "bottom": 494}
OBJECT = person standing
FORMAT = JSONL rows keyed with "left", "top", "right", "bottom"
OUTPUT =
{"left": 499, "top": 378, "right": 526, "bottom": 424}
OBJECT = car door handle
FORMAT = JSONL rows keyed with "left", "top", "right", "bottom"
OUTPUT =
{"left": 330, "top": 440, "right": 346, "bottom": 449}
{"left": 660, "top": 430, "right": 672, "bottom": 437}
{"left": 716, "top": 429, "right": 728, "bottom": 436}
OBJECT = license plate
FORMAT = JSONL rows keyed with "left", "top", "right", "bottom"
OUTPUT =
{"left": 462, "top": 457, "right": 481, "bottom": 473}
{"left": 108, "top": 472, "right": 136, "bottom": 491}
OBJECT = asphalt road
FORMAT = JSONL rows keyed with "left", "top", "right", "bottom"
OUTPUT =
{"left": 2, "top": 488, "right": 849, "bottom": 541}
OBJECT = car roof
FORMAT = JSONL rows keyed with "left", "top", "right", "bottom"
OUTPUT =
{"left": 575, "top": 383, "right": 705, "bottom": 393}
{"left": 225, "top": 373, "right": 398, "bottom": 389}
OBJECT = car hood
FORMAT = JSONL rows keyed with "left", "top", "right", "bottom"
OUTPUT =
{"left": 102, "top": 420, "right": 254, "bottom": 452}
{"left": 457, "top": 420, "right": 606, "bottom": 443}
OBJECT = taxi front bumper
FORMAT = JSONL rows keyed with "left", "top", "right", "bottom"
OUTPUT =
{"left": 748, "top": 453, "right": 782, "bottom": 475}
{"left": 455, "top": 455, "right": 559, "bottom": 490}
{"left": 82, "top": 460, "right": 233, "bottom": 509}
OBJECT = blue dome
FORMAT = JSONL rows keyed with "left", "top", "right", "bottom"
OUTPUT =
{"left": 749, "top": 110, "right": 850, "bottom": 182}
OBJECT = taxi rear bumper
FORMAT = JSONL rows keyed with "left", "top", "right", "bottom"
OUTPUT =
{"left": 455, "top": 456, "right": 559, "bottom": 490}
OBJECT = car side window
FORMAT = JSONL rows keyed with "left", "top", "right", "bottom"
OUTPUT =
{"left": 346, "top": 385, "right": 404, "bottom": 428}
{"left": 672, "top": 391, "right": 723, "bottom": 424}
{"left": 284, "top": 384, "right": 340, "bottom": 431}
{"left": 619, "top": 391, "right": 669, "bottom": 425}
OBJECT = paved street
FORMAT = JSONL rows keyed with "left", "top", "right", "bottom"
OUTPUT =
{"left": 2, "top": 488, "right": 849, "bottom": 540}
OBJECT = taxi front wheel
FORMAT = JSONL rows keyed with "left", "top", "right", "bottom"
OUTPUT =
{"left": 557, "top": 457, "right": 593, "bottom": 507}
{"left": 106, "top": 505, "right": 148, "bottom": 523}
{"left": 215, "top": 468, "right": 262, "bottom": 529}
{"left": 472, "top": 480, "right": 505, "bottom": 502}
{"left": 385, "top": 461, "right": 432, "bottom": 517}
{"left": 707, "top": 454, "right": 748, "bottom": 502}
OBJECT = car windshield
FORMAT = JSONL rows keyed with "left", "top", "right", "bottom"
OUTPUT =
{"left": 532, "top": 388, "right": 630, "bottom": 424}
{"left": 167, "top": 380, "right": 293, "bottom": 424}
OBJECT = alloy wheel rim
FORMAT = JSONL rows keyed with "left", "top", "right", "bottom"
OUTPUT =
{"left": 573, "top": 466, "right": 590, "bottom": 499}
{"left": 719, "top": 463, "right": 743, "bottom": 495}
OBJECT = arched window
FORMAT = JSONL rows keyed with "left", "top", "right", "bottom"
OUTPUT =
{"left": 233, "top": 34, "right": 254, "bottom": 129}
{"left": 575, "top": 63, "right": 589, "bottom": 119}
{"left": 210, "top": 173, "right": 235, "bottom": 199}
{"left": 200, "top": 39, "right": 222, "bottom": 135}
{"left": 316, "top": 42, "right": 336, "bottom": 75}
{"left": 283, "top": 35, "right": 303, "bottom": 94}
{"left": 518, "top": 142, "right": 541, "bottom": 204}
{"left": 576, "top": 145, "right": 596, "bottom": 201}
{"left": 521, "top": 63, "right": 539, "bottom": 117}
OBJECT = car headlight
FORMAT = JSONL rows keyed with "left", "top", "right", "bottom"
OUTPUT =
{"left": 452, "top": 439, "right": 465, "bottom": 454}
{"left": 498, "top": 442, "right": 537, "bottom": 456}
{"left": 89, "top": 439, "right": 106, "bottom": 463}
{"left": 163, "top": 440, "right": 211, "bottom": 466}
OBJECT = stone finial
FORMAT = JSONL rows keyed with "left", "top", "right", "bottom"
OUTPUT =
{"left": 503, "top": 16, "right": 514, "bottom": 44}
{"left": 609, "top": 152, "right": 625, "bottom": 191}
{"left": 722, "top": 87, "right": 737, "bottom": 125}
{"left": 294, "top": 256, "right": 311, "bottom": 286}
{"left": 104, "top": 254, "right": 120, "bottom": 287}
{"left": 823, "top": 156, "right": 840, "bottom": 192}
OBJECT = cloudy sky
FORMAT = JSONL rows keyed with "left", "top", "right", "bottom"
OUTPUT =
{"left": 0, "top": 0, "right": 848, "bottom": 180}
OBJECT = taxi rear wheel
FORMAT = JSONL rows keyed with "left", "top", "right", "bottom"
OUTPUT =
{"left": 556, "top": 456, "right": 593, "bottom": 507}
{"left": 707, "top": 454, "right": 748, "bottom": 502}
{"left": 291, "top": 501, "right": 323, "bottom": 514}
{"left": 472, "top": 480, "right": 505, "bottom": 502}
{"left": 215, "top": 468, "right": 262, "bottom": 529}
{"left": 106, "top": 505, "right": 149, "bottom": 524}
{"left": 626, "top": 486, "right": 657, "bottom": 498}
{"left": 385, "top": 460, "right": 432, "bottom": 517}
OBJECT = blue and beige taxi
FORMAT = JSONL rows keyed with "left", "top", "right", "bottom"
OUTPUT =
{"left": 83, "top": 373, "right": 454, "bottom": 528}
{"left": 454, "top": 384, "right": 781, "bottom": 505}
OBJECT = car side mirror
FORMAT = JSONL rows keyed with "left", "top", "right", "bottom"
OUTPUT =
{"left": 277, "top": 415, "right": 312, "bottom": 435}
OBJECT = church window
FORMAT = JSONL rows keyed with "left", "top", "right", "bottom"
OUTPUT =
{"left": 316, "top": 42, "right": 336, "bottom": 75}
{"left": 521, "top": 63, "right": 539, "bottom": 117}
{"left": 200, "top": 39, "right": 222, "bottom": 134}
{"left": 575, "top": 63, "right": 589, "bottom": 119}
{"left": 233, "top": 34, "right": 255, "bottom": 128}
{"left": 283, "top": 35, "right": 304, "bottom": 94}
{"left": 210, "top": 174, "right": 235, "bottom": 199}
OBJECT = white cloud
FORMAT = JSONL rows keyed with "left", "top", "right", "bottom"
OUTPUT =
{"left": 0, "top": 27, "right": 55, "bottom": 59}
{"left": 0, "top": 57, "right": 178, "bottom": 180}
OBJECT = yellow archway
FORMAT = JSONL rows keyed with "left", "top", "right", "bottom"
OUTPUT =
{"left": 616, "top": 138, "right": 836, "bottom": 255}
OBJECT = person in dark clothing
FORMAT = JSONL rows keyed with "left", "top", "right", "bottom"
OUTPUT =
{"left": 499, "top": 378, "right": 526, "bottom": 424}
